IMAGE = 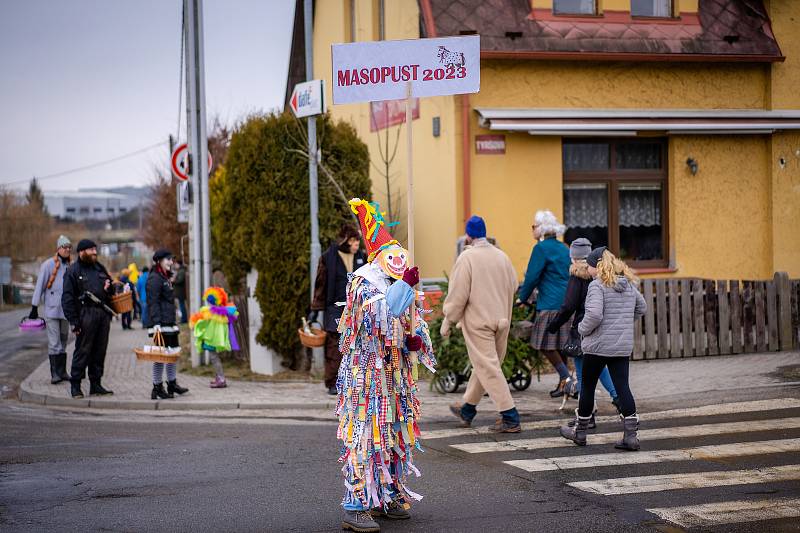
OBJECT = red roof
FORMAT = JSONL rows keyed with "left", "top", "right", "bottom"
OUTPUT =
{"left": 422, "top": 0, "right": 783, "bottom": 62}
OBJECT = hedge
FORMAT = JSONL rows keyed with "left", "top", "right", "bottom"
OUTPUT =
{"left": 210, "top": 112, "right": 371, "bottom": 369}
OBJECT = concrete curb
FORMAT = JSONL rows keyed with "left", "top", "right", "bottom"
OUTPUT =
{"left": 17, "top": 379, "right": 336, "bottom": 411}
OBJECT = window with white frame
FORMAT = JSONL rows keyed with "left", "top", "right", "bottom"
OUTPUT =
{"left": 553, "top": 0, "right": 596, "bottom": 15}
{"left": 631, "top": 0, "right": 672, "bottom": 17}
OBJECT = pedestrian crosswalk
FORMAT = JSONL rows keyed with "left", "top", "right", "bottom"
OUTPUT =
{"left": 435, "top": 398, "right": 800, "bottom": 530}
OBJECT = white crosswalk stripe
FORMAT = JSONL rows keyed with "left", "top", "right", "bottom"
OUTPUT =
{"left": 424, "top": 398, "right": 800, "bottom": 440}
{"left": 504, "top": 438, "right": 800, "bottom": 472}
{"left": 647, "top": 498, "right": 800, "bottom": 528}
{"left": 450, "top": 416, "right": 800, "bottom": 453}
{"left": 568, "top": 465, "right": 800, "bottom": 495}
{"left": 436, "top": 401, "right": 800, "bottom": 529}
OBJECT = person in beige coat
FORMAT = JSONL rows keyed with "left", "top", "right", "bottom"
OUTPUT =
{"left": 442, "top": 216, "right": 521, "bottom": 433}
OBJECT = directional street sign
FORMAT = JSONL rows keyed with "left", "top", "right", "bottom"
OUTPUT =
{"left": 289, "top": 79, "right": 325, "bottom": 118}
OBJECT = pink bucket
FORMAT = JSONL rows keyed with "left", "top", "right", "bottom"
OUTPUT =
{"left": 19, "top": 317, "right": 46, "bottom": 333}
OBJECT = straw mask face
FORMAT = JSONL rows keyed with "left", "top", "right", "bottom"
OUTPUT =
{"left": 375, "top": 245, "right": 409, "bottom": 280}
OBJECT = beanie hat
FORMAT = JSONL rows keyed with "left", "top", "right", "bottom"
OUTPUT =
{"left": 569, "top": 238, "right": 592, "bottom": 260}
{"left": 586, "top": 246, "right": 607, "bottom": 268}
{"left": 76, "top": 239, "right": 97, "bottom": 253}
{"left": 465, "top": 215, "right": 487, "bottom": 239}
{"left": 56, "top": 235, "right": 71, "bottom": 249}
{"left": 153, "top": 249, "right": 173, "bottom": 263}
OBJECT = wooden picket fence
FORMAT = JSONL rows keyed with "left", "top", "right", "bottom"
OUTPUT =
{"left": 632, "top": 272, "right": 800, "bottom": 360}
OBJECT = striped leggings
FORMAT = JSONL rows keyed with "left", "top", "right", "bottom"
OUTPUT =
{"left": 152, "top": 362, "right": 177, "bottom": 384}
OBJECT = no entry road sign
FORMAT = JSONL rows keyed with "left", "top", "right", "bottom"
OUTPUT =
{"left": 331, "top": 35, "right": 479, "bottom": 104}
{"left": 171, "top": 143, "right": 213, "bottom": 182}
{"left": 289, "top": 79, "right": 325, "bottom": 118}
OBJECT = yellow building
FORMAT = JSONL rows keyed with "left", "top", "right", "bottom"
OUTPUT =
{"left": 286, "top": 0, "right": 800, "bottom": 281}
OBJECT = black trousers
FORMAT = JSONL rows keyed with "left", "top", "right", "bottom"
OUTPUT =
{"left": 70, "top": 307, "right": 111, "bottom": 384}
{"left": 578, "top": 354, "right": 636, "bottom": 418}
{"left": 323, "top": 331, "right": 342, "bottom": 389}
{"left": 121, "top": 312, "right": 132, "bottom": 329}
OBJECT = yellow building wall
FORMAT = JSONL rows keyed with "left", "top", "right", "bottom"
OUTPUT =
{"left": 767, "top": 0, "right": 800, "bottom": 110}
{"left": 312, "top": 0, "right": 459, "bottom": 279}
{"left": 669, "top": 136, "right": 773, "bottom": 279}
{"left": 469, "top": 128, "right": 564, "bottom": 276}
{"left": 770, "top": 132, "right": 800, "bottom": 277}
{"left": 477, "top": 59, "right": 769, "bottom": 109}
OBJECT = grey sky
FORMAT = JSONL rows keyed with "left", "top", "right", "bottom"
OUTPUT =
{"left": 0, "top": 0, "right": 294, "bottom": 191}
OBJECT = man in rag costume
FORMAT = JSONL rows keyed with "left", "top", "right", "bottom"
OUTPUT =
{"left": 337, "top": 199, "right": 436, "bottom": 533}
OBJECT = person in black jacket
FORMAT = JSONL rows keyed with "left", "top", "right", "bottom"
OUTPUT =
{"left": 61, "top": 239, "right": 115, "bottom": 398}
{"left": 547, "top": 238, "right": 619, "bottom": 427}
{"left": 310, "top": 223, "right": 366, "bottom": 395}
{"left": 145, "top": 249, "right": 188, "bottom": 400}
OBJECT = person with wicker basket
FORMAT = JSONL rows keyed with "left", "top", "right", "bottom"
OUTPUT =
{"left": 336, "top": 199, "right": 436, "bottom": 532}
{"left": 117, "top": 269, "right": 136, "bottom": 330}
{"left": 29, "top": 235, "right": 73, "bottom": 384}
{"left": 310, "top": 223, "right": 366, "bottom": 395}
{"left": 145, "top": 249, "right": 188, "bottom": 400}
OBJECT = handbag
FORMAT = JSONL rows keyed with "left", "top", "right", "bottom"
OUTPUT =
{"left": 561, "top": 326, "right": 583, "bottom": 358}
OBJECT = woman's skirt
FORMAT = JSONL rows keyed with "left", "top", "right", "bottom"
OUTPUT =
{"left": 530, "top": 310, "right": 572, "bottom": 351}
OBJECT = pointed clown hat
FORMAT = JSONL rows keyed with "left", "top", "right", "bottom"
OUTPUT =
{"left": 349, "top": 198, "right": 400, "bottom": 261}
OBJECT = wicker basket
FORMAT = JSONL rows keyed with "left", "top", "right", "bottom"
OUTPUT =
{"left": 134, "top": 331, "right": 180, "bottom": 364}
{"left": 111, "top": 291, "right": 133, "bottom": 314}
{"left": 298, "top": 327, "right": 327, "bottom": 348}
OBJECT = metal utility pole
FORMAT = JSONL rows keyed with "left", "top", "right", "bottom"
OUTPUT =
{"left": 304, "top": 0, "right": 321, "bottom": 302}
{"left": 185, "top": 0, "right": 211, "bottom": 366}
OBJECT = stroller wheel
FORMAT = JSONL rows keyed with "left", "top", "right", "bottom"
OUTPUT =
{"left": 510, "top": 371, "right": 532, "bottom": 391}
{"left": 438, "top": 371, "right": 461, "bottom": 393}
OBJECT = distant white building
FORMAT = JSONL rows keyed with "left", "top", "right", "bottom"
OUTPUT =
{"left": 43, "top": 188, "right": 145, "bottom": 221}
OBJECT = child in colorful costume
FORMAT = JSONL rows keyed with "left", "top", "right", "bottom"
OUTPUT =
{"left": 189, "top": 287, "right": 238, "bottom": 388}
{"left": 337, "top": 199, "right": 436, "bottom": 533}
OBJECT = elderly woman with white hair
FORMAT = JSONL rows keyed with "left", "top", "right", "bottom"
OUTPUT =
{"left": 518, "top": 210, "right": 574, "bottom": 398}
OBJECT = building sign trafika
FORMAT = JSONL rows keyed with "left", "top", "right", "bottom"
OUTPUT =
{"left": 332, "top": 35, "right": 480, "bottom": 104}
{"left": 475, "top": 134, "right": 506, "bottom": 155}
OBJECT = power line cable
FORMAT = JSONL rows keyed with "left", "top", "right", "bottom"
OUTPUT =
{"left": 0, "top": 141, "right": 166, "bottom": 186}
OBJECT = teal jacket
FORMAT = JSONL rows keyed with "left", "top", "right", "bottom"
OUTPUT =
{"left": 518, "top": 237, "right": 570, "bottom": 311}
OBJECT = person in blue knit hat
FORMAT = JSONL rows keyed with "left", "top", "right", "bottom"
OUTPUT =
{"left": 443, "top": 215, "right": 522, "bottom": 433}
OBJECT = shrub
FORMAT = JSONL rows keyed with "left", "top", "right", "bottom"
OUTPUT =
{"left": 210, "top": 112, "right": 371, "bottom": 369}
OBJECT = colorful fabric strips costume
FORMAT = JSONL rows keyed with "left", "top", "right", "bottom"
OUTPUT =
{"left": 336, "top": 198, "right": 436, "bottom": 512}
{"left": 189, "top": 287, "right": 240, "bottom": 353}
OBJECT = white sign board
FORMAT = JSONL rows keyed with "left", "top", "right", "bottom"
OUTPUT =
{"left": 289, "top": 79, "right": 325, "bottom": 118}
{"left": 177, "top": 182, "right": 189, "bottom": 223}
{"left": 332, "top": 35, "right": 480, "bottom": 104}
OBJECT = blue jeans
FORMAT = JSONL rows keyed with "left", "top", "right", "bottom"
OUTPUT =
{"left": 574, "top": 356, "right": 618, "bottom": 400}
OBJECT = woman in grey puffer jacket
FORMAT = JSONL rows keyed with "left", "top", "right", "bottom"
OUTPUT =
{"left": 560, "top": 247, "right": 646, "bottom": 450}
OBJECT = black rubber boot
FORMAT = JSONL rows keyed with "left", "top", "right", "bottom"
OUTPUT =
{"left": 89, "top": 381, "right": 114, "bottom": 396}
{"left": 70, "top": 381, "right": 84, "bottom": 398}
{"left": 48, "top": 355, "right": 64, "bottom": 384}
{"left": 167, "top": 380, "right": 188, "bottom": 395}
{"left": 151, "top": 383, "right": 173, "bottom": 400}
{"left": 57, "top": 353, "right": 70, "bottom": 381}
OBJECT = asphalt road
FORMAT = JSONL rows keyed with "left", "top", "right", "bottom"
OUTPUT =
{"left": 0, "top": 309, "right": 48, "bottom": 399}
{"left": 1, "top": 308, "right": 799, "bottom": 532}
{"left": 2, "top": 397, "right": 799, "bottom": 532}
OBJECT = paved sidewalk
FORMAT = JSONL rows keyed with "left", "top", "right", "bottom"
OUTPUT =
{"left": 18, "top": 324, "right": 800, "bottom": 416}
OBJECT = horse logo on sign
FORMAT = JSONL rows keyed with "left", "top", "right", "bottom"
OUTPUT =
{"left": 437, "top": 46, "right": 465, "bottom": 67}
